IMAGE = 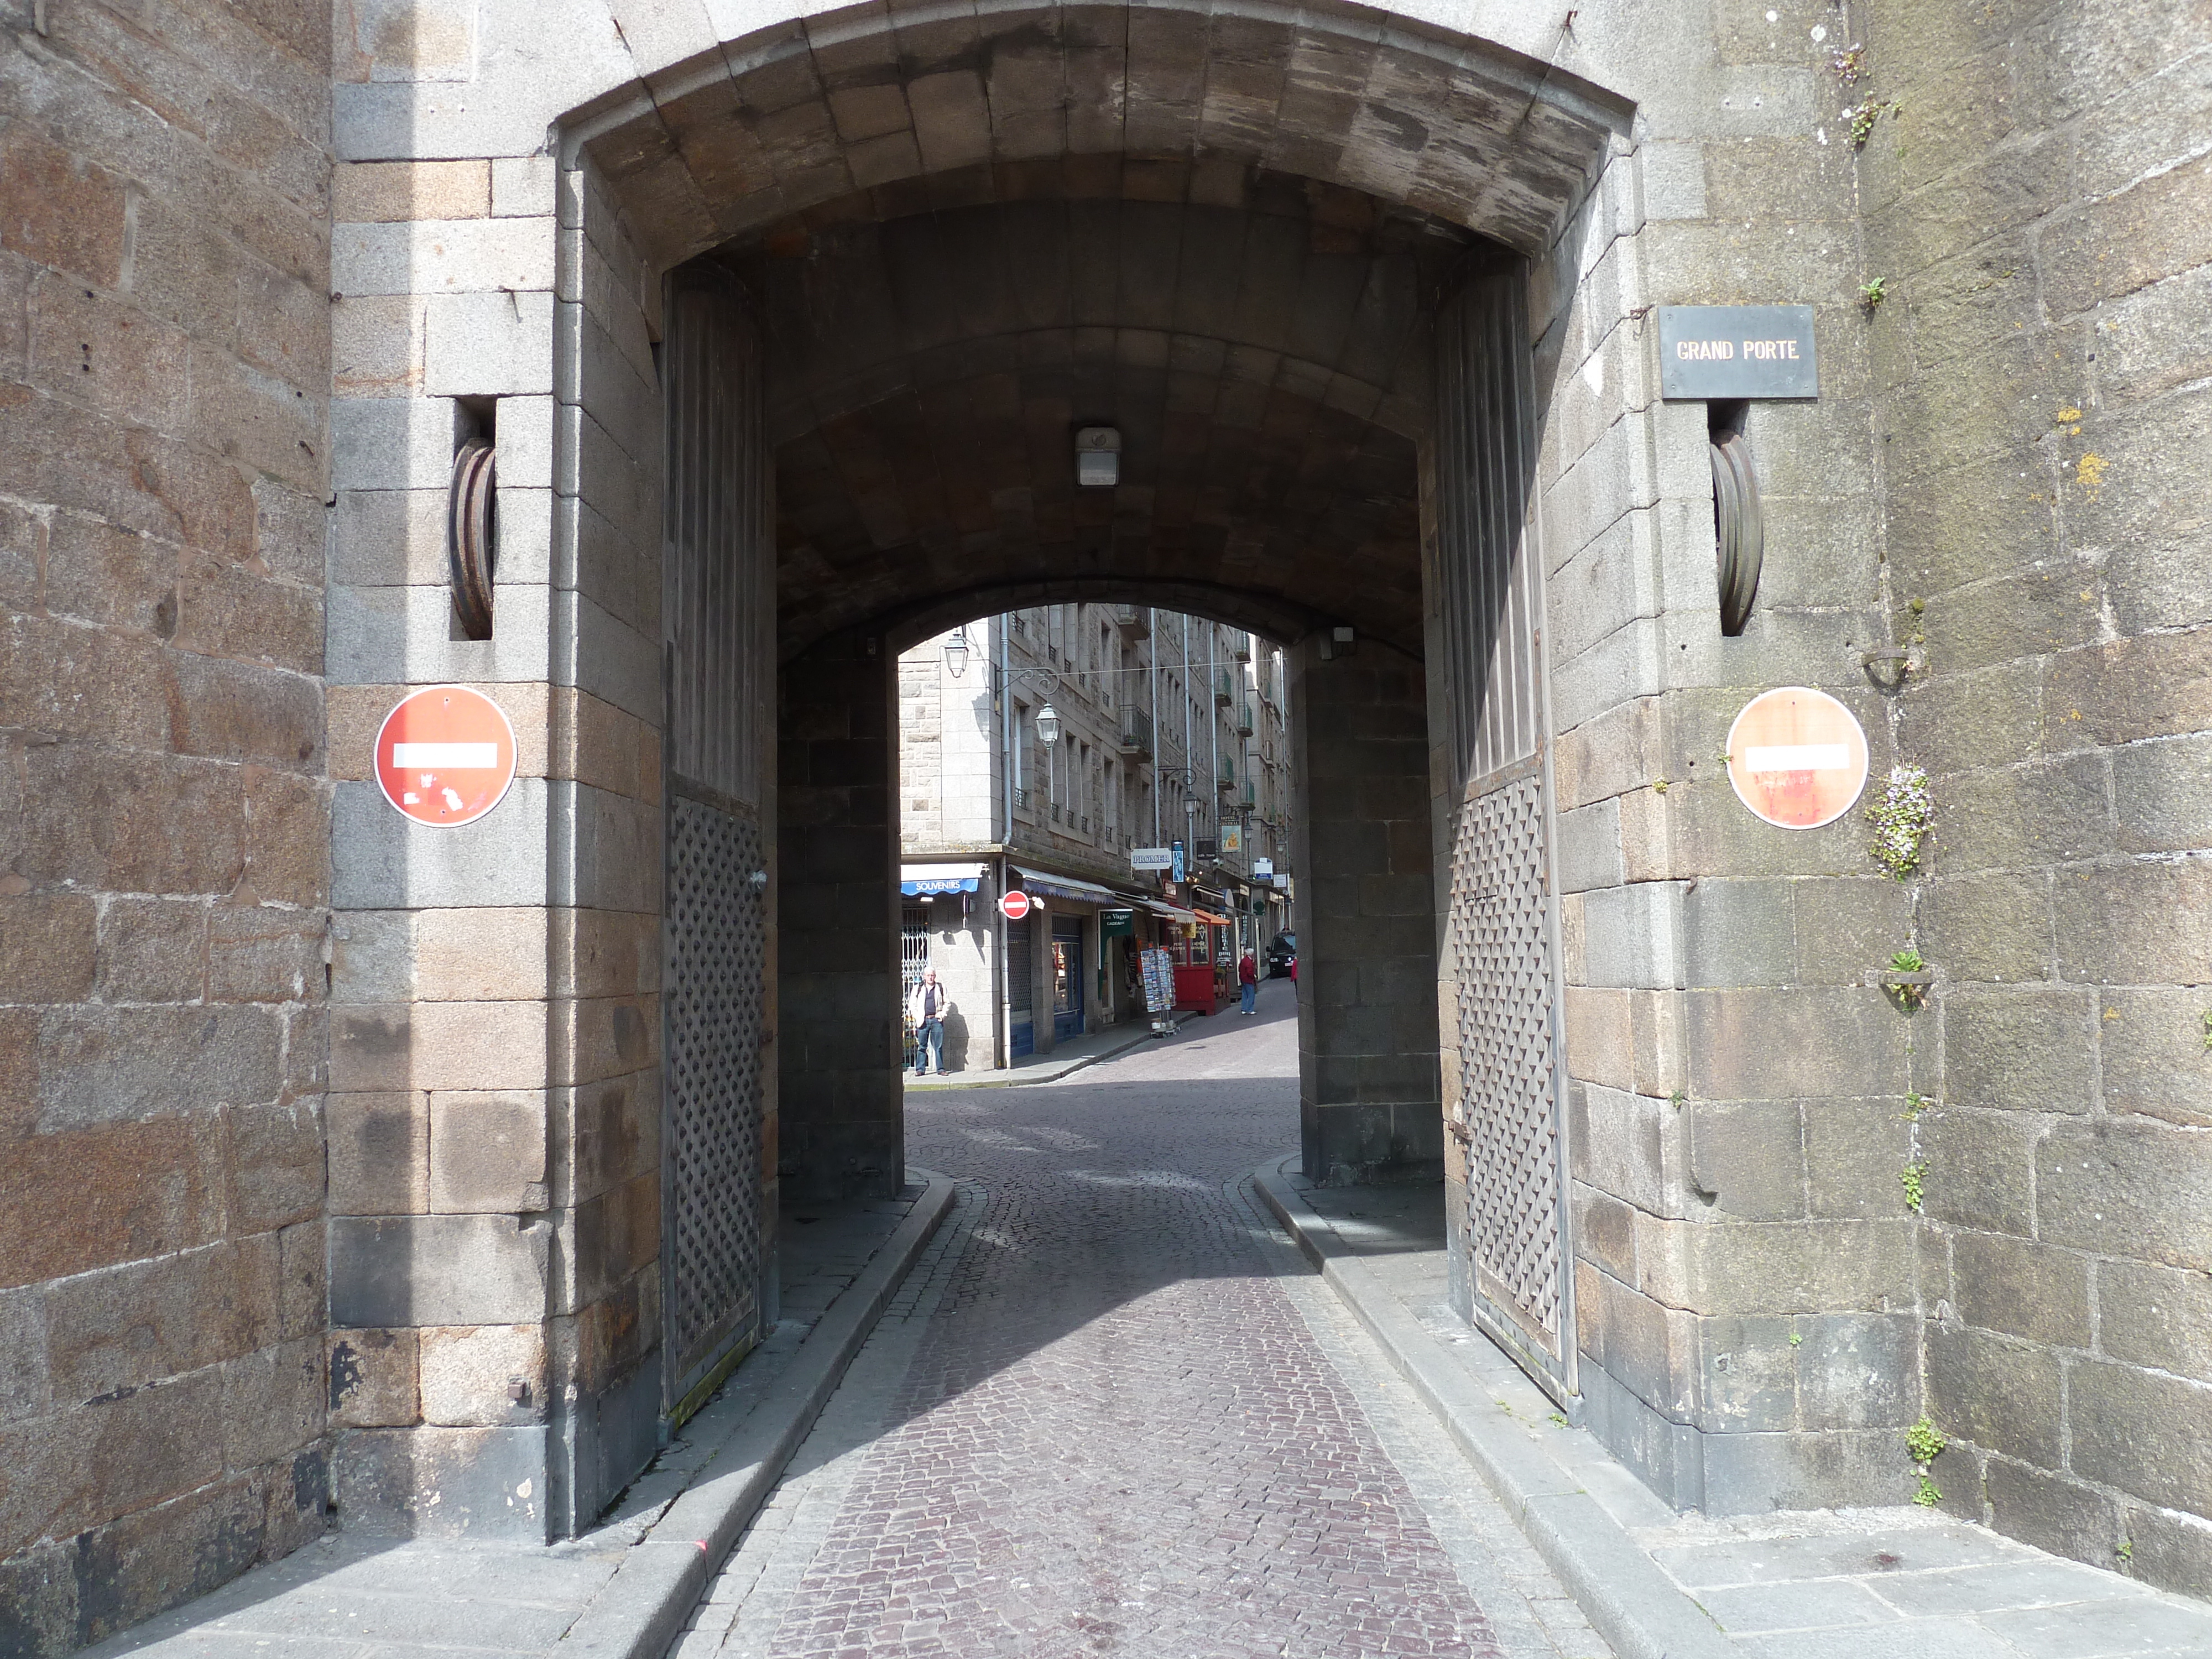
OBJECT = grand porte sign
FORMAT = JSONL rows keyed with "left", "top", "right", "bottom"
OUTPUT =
{"left": 1657, "top": 305, "right": 1818, "bottom": 400}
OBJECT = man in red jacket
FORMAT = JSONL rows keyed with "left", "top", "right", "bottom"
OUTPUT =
{"left": 1238, "top": 949, "right": 1259, "bottom": 1015}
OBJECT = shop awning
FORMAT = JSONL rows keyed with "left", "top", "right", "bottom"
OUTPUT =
{"left": 1011, "top": 866, "right": 1121, "bottom": 905}
{"left": 1192, "top": 909, "right": 1235, "bottom": 926}
{"left": 900, "top": 862, "right": 984, "bottom": 896}
{"left": 1142, "top": 900, "right": 1201, "bottom": 926}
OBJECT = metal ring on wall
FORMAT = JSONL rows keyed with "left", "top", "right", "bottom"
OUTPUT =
{"left": 449, "top": 440, "right": 497, "bottom": 640}
{"left": 1710, "top": 428, "right": 1763, "bottom": 637}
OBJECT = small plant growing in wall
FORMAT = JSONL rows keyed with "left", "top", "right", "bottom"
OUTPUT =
{"left": 1828, "top": 42, "right": 1867, "bottom": 86}
{"left": 1859, "top": 276, "right": 1888, "bottom": 312}
{"left": 1867, "top": 765, "right": 1933, "bottom": 880}
{"left": 1845, "top": 98, "right": 1901, "bottom": 147}
{"left": 1883, "top": 947, "right": 1931, "bottom": 1011}
{"left": 1906, "top": 1415, "right": 1947, "bottom": 1506}
{"left": 1900, "top": 1161, "right": 1928, "bottom": 1213}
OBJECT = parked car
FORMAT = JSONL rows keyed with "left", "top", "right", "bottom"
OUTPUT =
{"left": 1265, "top": 931, "right": 1297, "bottom": 978}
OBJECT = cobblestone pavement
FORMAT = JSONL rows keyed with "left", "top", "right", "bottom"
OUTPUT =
{"left": 677, "top": 987, "right": 1613, "bottom": 1659}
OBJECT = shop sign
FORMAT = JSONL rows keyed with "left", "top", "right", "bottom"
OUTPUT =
{"left": 1130, "top": 846, "right": 1173, "bottom": 872}
{"left": 1102, "top": 908, "right": 1136, "bottom": 937}
{"left": 1252, "top": 857, "right": 1274, "bottom": 878}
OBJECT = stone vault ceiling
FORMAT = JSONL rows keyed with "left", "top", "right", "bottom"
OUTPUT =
{"left": 724, "top": 164, "right": 1501, "bottom": 657}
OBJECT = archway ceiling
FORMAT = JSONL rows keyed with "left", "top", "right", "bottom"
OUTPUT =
{"left": 579, "top": 0, "right": 1631, "bottom": 273}
{"left": 734, "top": 176, "right": 1481, "bottom": 658}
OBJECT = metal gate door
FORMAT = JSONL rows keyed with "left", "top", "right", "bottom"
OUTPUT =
{"left": 901, "top": 905, "right": 929, "bottom": 1068}
{"left": 1434, "top": 257, "right": 1575, "bottom": 1406}
{"left": 1449, "top": 760, "right": 1565, "bottom": 1381}
{"left": 1008, "top": 925, "right": 1034, "bottom": 1058}
{"left": 1050, "top": 919, "right": 1085, "bottom": 1041}
{"left": 661, "top": 264, "right": 775, "bottom": 1422}
{"left": 664, "top": 797, "right": 767, "bottom": 1414}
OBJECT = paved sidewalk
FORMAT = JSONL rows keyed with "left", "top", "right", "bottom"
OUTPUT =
{"left": 1262, "top": 1159, "right": 2212, "bottom": 1659}
{"left": 83, "top": 1180, "right": 952, "bottom": 1659}
{"left": 903, "top": 1006, "right": 1195, "bottom": 1090}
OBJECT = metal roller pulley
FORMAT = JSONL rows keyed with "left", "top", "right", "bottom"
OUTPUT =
{"left": 1710, "top": 427, "right": 1762, "bottom": 637}
{"left": 449, "top": 439, "right": 497, "bottom": 640}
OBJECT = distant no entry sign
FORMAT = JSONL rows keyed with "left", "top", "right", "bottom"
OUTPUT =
{"left": 1725, "top": 687, "right": 1869, "bottom": 830}
{"left": 374, "top": 685, "right": 518, "bottom": 828}
{"left": 1000, "top": 889, "right": 1032, "bottom": 921}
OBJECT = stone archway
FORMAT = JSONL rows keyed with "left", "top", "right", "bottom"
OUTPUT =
{"left": 321, "top": 0, "right": 1625, "bottom": 1540}
{"left": 567, "top": 0, "right": 1629, "bottom": 272}
{"left": 611, "top": 0, "right": 1615, "bottom": 1494}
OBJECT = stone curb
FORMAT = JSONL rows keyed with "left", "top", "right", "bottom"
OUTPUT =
{"left": 554, "top": 1172, "right": 958, "bottom": 1659}
{"left": 905, "top": 1010, "right": 1196, "bottom": 1090}
{"left": 1252, "top": 1160, "right": 1733, "bottom": 1659}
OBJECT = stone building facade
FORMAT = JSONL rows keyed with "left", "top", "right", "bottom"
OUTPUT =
{"left": 895, "top": 605, "right": 1294, "bottom": 1071}
{"left": 2, "top": 0, "right": 2211, "bottom": 1651}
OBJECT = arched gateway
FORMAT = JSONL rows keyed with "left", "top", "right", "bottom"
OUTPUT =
{"left": 322, "top": 0, "right": 1635, "bottom": 1534}
{"left": 12, "top": 0, "right": 2211, "bottom": 1639}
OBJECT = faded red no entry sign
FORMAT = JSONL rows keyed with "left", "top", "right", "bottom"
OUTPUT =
{"left": 374, "top": 685, "right": 518, "bottom": 828}
{"left": 1725, "top": 686, "right": 1869, "bottom": 830}
{"left": 1000, "top": 889, "right": 1032, "bottom": 921}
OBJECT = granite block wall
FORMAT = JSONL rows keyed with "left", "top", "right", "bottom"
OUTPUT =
{"left": 1859, "top": 0, "right": 2212, "bottom": 1595}
{"left": 0, "top": 2, "right": 335, "bottom": 1650}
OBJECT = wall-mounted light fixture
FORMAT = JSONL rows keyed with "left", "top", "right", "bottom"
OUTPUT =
{"left": 1035, "top": 702, "right": 1062, "bottom": 744}
{"left": 1076, "top": 426, "right": 1121, "bottom": 488}
{"left": 943, "top": 627, "right": 970, "bottom": 677}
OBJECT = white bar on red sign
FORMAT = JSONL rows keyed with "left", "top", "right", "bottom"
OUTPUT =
{"left": 1744, "top": 744, "right": 1850, "bottom": 774}
{"left": 391, "top": 742, "right": 502, "bottom": 768}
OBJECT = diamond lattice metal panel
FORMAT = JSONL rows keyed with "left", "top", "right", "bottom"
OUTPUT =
{"left": 1451, "top": 764, "right": 1563, "bottom": 1356}
{"left": 665, "top": 794, "right": 766, "bottom": 1403}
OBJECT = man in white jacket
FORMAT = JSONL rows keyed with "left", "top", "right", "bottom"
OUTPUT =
{"left": 907, "top": 968, "right": 952, "bottom": 1076}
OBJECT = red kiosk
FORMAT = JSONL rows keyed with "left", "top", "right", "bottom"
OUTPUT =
{"left": 1171, "top": 906, "right": 1237, "bottom": 1015}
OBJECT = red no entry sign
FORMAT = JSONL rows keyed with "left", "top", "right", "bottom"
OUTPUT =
{"left": 374, "top": 685, "right": 518, "bottom": 828}
{"left": 1000, "top": 889, "right": 1032, "bottom": 921}
{"left": 1725, "top": 687, "right": 1869, "bottom": 830}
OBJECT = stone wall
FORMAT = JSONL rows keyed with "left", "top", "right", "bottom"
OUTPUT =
{"left": 779, "top": 631, "right": 902, "bottom": 1201}
{"left": 0, "top": 1, "right": 334, "bottom": 1650}
{"left": 1860, "top": 0, "right": 2212, "bottom": 1596}
{"left": 322, "top": 138, "right": 671, "bottom": 1538}
{"left": 1529, "top": 1, "right": 1910, "bottom": 1510}
{"left": 1293, "top": 638, "right": 1441, "bottom": 1185}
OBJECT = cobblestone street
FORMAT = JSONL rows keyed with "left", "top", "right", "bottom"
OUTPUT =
{"left": 675, "top": 988, "right": 1611, "bottom": 1659}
